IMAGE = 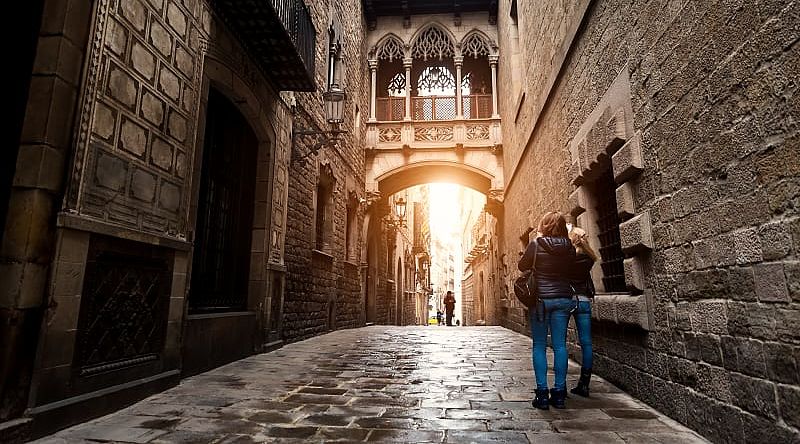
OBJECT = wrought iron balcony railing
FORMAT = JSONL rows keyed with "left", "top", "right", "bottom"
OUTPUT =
{"left": 211, "top": 0, "right": 317, "bottom": 91}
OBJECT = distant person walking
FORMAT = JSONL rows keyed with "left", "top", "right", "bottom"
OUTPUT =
{"left": 518, "top": 211, "right": 576, "bottom": 410}
{"left": 444, "top": 291, "right": 456, "bottom": 326}
{"left": 567, "top": 226, "right": 598, "bottom": 397}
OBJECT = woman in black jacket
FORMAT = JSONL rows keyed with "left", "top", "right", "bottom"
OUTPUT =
{"left": 517, "top": 212, "right": 576, "bottom": 410}
{"left": 567, "top": 227, "right": 598, "bottom": 397}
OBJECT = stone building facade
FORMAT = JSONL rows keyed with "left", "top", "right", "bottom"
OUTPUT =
{"left": 280, "top": 0, "right": 370, "bottom": 341}
{"left": 1, "top": 0, "right": 369, "bottom": 438}
{"left": 496, "top": 0, "right": 799, "bottom": 442}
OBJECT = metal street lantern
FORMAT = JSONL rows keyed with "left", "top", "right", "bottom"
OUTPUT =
{"left": 323, "top": 84, "right": 346, "bottom": 124}
{"left": 394, "top": 197, "right": 407, "bottom": 221}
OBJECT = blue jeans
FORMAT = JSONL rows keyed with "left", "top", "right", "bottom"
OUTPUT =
{"left": 530, "top": 297, "right": 573, "bottom": 391}
{"left": 572, "top": 300, "right": 593, "bottom": 369}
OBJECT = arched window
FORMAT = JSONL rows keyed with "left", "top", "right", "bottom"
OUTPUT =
{"left": 387, "top": 73, "right": 406, "bottom": 97}
{"left": 417, "top": 66, "right": 456, "bottom": 96}
{"left": 461, "top": 72, "right": 472, "bottom": 95}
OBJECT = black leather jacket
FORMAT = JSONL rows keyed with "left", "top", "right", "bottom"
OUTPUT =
{"left": 517, "top": 236, "right": 576, "bottom": 299}
{"left": 566, "top": 253, "right": 596, "bottom": 297}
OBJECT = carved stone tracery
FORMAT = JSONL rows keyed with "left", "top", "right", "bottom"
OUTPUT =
{"left": 376, "top": 35, "right": 405, "bottom": 61}
{"left": 412, "top": 26, "right": 454, "bottom": 61}
{"left": 462, "top": 33, "right": 490, "bottom": 58}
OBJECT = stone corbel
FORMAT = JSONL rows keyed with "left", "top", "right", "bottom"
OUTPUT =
{"left": 485, "top": 189, "right": 504, "bottom": 218}
{"left": 568, "top": 186, "right": 587, "bottom": 218}
{"left": 619, "top": 210, "right": 653, "bottom": 255}
{"left": 592, "top": 293, "right": 652, "bottom": 331}
{"left": 612, "top": 133, "right": 643, "bottom": 184}
{"left": 454, "top": 143, "right": 465, "bottom": 158}
{"left": 615, "top": 182, "right": 636, "bottom": 220}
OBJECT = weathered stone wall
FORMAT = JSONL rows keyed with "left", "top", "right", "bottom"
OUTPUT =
{"left": 283, "top": 0, "right": 369, "bottom": 342}
{"left": 497, "top": 0, "right": 799, "bottom": 441}
{"left": 462, "top": 271, "right": 476, "bottom": 326}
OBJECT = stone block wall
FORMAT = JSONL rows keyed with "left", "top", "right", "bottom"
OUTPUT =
{"left": 497, "top": 0, "right": 799, "bottom": 441}
{"left": 283, "top": 0, "right": 370, "bottom": 342}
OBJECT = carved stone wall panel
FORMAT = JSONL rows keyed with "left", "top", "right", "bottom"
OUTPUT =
{"left": 414, "top": 125, "right": 454, "bottom": 141}
{"left": 465, "top": 124, "right": 490, "bottom": 140}
{"left": 66, "top": 0, "right": 204, "bottom": 241}
{"left": 378, "top": 126, "right": 402, "bottom": 143}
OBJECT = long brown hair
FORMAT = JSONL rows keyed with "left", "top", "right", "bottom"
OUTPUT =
{"left": 538, "top": 211, "right": 569, "bottom": 238}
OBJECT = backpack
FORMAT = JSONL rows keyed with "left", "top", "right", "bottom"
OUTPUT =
{"left": 513, "top": 240, "right": 539, "bottom": 308}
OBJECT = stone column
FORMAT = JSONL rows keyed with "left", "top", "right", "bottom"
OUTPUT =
{"left": 368, "top": 59, "right": 378, "bottom": 122}
{"left": 403, "top": 57, "right": 413, "bottom": 121}
{"left": 454, "top": 56, "right": 463, "bottom": 119}
{"left": 489, "top": 55, "right": 499, "bottom": 118}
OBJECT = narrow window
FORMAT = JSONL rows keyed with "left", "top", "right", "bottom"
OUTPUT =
{"left": 315, "top": 165, "right": 335, "bottom": 251}
{"left": 345, "top": 194, "right": 358, "bottom": 261}
{"left": 590, "top": 167, "right": 627, "bottom": 292}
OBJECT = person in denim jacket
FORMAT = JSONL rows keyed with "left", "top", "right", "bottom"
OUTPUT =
{"left": 567, "top": 226, "right": 598, "bottom": 398}
{"left": 517, "top": 212, "right": 576, "bottom": 410}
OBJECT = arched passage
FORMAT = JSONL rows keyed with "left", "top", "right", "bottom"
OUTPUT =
{"left": 376, "top": 161, "right": 493, "bottom": 197}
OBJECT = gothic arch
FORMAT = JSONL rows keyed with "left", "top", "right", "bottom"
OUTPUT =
{"left": 460, "top": 30, "right": 494, "bottom": 58}
{"left": 373, "top": 33, "right": 407, "bottom": 61}
{"left": 411, "top": 23, "right": 456, "bottom": 61}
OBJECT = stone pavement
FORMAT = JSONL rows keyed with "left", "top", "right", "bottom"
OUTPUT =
{"left": 34, "top": 326, "right": 709, "bottom": 443}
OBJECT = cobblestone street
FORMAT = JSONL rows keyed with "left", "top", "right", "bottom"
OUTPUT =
{"left": 34, "top": 326, "right": 708, "bottom": 443}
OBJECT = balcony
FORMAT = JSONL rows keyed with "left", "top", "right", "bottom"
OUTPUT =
{"left": 211, "top": 0, "right": 317, "bottom": 91}
{"left": 366, "top": 94, "right": 501, "bottom": 150}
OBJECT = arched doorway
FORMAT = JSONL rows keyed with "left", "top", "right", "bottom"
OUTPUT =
{"left": 189, "top": 89, "right": 258, "bottom": 311}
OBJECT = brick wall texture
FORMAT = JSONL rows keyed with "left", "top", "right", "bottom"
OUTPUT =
{"left": 497, "top": 0, "right": 799, "bottom": 442}
{"left": 282, "top": 0, "right": 372, "bottom": 341}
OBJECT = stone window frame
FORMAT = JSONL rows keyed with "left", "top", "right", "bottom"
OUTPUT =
{"left": 567, "top": 66, "right": 652, "bottom": 331}
{"left": 345, "top": 191, "right": 359, "bottom": 262}
{"left": 314, "top": 162, "right": 337, "bottom": 253}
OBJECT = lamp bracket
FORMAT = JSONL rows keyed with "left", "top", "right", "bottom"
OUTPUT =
{"left": 292, "top": 127, "right": 347, "bottom": 162}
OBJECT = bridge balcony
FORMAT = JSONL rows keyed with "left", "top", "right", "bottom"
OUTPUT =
{"left": 366, "top": 95, "right": 501, "bottom": 149}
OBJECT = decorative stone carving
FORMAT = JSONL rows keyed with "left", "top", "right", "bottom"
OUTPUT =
{"left": 461, "top": 32, "right": 490, "bottom": 58}
{"left": 414, "top": 125, "right": 453, "bottom": 141}
{"left": 378, "top": 126, "right": 402, "bottom": 143}
{"left": 412, "top": 25, "right": 454, "bottom": 61}
{"left": 465, "top": 124, "right": 490, "bottom": 140}
{"left": 376, "top": 35, "right": 405, "bottom": 61}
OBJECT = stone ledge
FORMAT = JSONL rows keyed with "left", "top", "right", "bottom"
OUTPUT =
{"left": 592, "top": 293, "right": 651, "bottom": 331}
{"left": 57, "top": 212, "right": 191, "bottom": 250}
